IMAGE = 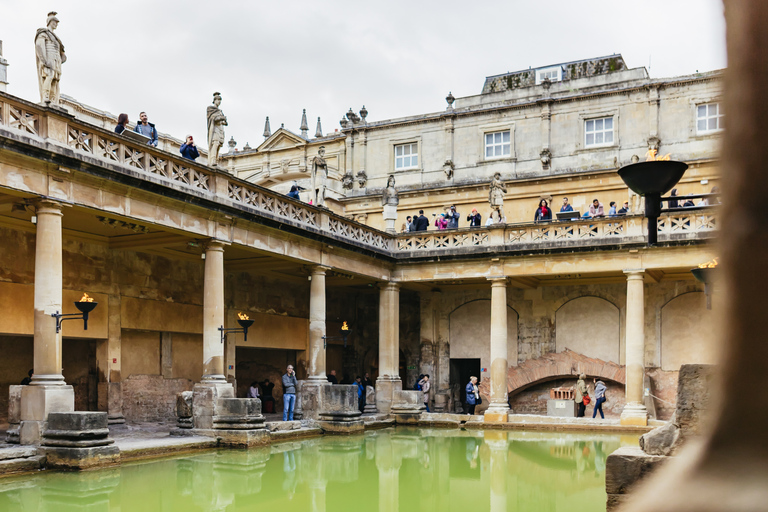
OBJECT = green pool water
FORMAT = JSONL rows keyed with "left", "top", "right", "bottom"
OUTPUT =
{"left": 0, "top": 428, "right": 637, "bottom": 512}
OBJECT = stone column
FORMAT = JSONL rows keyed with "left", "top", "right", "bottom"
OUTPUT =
{"left": 308, "top": 265, "right": 329, "bottom": 382}
{"left": 484, "top": 278, "right": 510, "bottom": 422}
{"left": 622, "top": 269, "right": 648, "bottom": 426}
{"left": 20, "top": 200, "right": 74, "bottom": 444}
{"left": 202, "top": 241, "right": 227, "bottom": 384}
{"left": 376, "top": 282, "right": 401, "bottom": 414}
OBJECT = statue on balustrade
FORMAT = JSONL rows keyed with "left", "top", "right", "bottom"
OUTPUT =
{"left": 489, "top": 172, "right": 507, "bottom": 222}
{"left": 207, "top": 92, "right": 228, "bottom": 167}
{"left": 312, "top": 146, "right": 328, "bottom": 207}
{"left": 35, "top": 12, "right": 66, "bottom": 106}
{"left": 381, "top": 175, "right": 399, "bottom": 206}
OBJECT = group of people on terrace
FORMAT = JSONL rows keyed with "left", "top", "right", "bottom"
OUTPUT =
{"left": 114, "top": 112, "right": 201, "bottom": 161}
{"left": 404, "top": 206, "right": 505, "bottom": 232}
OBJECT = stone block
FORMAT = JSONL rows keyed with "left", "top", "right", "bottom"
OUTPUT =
{"left": 213, "top": 398, "right": 265, "bottom": 430}
{"left": 375, "top": 378, "right": 401, "bottom": 414}
{"left": 44, "top": 445, "right": 120, "bottom": 470}
{"left": 5, "top": 426, "right": 19, "bottom": 444}
{"left": 605, "top": 446, "right": 667, "bottom": 495}
{"left": 296, "top": 380, "right": 326, "bottom": 420}
{"left": 639, "top": 416, "right": 680, "bottom": 456}
{"left": 19, "top": 385, "right": 74, "bottom": 445}
{"left": 8, "top": 385, "right": 22, "bottom": 424}
{"left": 176, "top": 391, "right": 194, "bottom": 429}
{"left": 317, "top": 385, "right": 363, "bottom": 434}
{"left": 265, "top": 421, "right": 301, "bottom": 432}
{"left": 547, "top": 399, "right": 577, "bottom": 417}
{"left": 675, "top": 364, "right": 715, "bottom": 438}
{"left": 391, "top": 390, "right": 425, "bottom": 424}
{"left": 195, "top": 428, "right": 269, "bottom": 447}
{"left": 41, "top": 412, "right": 119, "bottom": 470}
{"left": 363, "top": 385, "right": 377, "bottom": 413}
{"left": 192, "top": 382, "right": 234, "bottom": 430}
{"left": 317, "top": 419, "right": 365, "bottom": 434}
{"left": 47, "top": 411, "right": 108, "bottom": 431}
{"left": 433, "top": 392, "right": 449, "bottom": 413}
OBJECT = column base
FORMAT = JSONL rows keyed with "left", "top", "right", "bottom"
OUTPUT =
{"left": 375, "top": 377, "right": 402, "bottom": 414}
{"left": 620, "top": 402, "right": 648, "bottom": 426}
{"left": 192, "top": 381, "right": 234, "bottom": 430}
{"left": 296, "top": 380, "right": 327, "bottom": 420}
{"left": 20, "top": 384, "right": 74, "bottom": 445}
{"left": 483, "top": 404, "right": 510, "bottom": 424}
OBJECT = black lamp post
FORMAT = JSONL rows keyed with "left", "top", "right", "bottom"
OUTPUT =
{"left": 691, "top": 260, "right": 718, "bottom": 309}
{"left": 219, "top": 314, "right": 255, "bottom": 343}
{"left": 52, "top": 293, "right": 98, "bottom": 333}
{"left": 617, "top": 159, "right": 688, "bottom": 246}
{"left": 322, "top": 321, "right": 351, "bottom": 348}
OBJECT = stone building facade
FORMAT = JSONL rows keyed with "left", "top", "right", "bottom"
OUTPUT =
{"left": 0, "top": 54, "right": 721, "bottom": 436}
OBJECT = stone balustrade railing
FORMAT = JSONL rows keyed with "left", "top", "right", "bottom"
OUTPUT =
{"left": 0, "top": 92, "right": 718, "bottom": 259}
{"left": 0, "top": 93, "right": 392, "bottom": 254}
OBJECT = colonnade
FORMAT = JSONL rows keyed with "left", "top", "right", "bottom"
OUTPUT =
{"left": 18, "top": 198, "right": 647, "bottom": 444}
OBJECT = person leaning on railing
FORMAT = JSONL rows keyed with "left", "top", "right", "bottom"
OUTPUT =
{"left": 467, "top": 208, "right": 482, "bottom": 227}
{"left": 134, "top": 111, "right": 158, "bottom": 147}
{"left": 534, "top": 199, "right": 552, "bottom": 222}
{"left": 114, "top": 113, "right": 129, "bottom": 134}
{"left": 179, "top": 135, "right": 199, "bottom": 161}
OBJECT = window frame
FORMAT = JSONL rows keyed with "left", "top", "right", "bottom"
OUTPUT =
{"left": 583, "top": 115, "right": 615, "bottom": 149}
{"left": 483, "top": 130, "right": 512, "bottom": 160}
{"left": 536, "top": 66, "right": 562, "bottom": 85}
{"left": 695, "top": 102, "right": 723, "bottom": 135}
{"left": 393, "top": 141, "right": 420, "bottom": 171}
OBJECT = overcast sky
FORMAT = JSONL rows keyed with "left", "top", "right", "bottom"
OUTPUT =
{"left": 0, "top": 0, "right": 726, "bottom": 150}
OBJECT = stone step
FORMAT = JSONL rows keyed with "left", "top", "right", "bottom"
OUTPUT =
{"left": 0, "top": 446, "right": 38, "bottom": 461}
{"left": 0, "top": 455, "right": 44, "bottom": 475}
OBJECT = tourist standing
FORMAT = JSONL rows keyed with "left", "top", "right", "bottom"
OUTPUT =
{"left": 327, "top": 369, "right": 338, "bottom": 384}
{"left": 560, "top": 197, "right": 574, "bottom": 212}
{"left": 282, "top": 365, "right": 298, "bottom": 421}
{"left": 435, "top": 213, "right": 448, "bottom": 230}
{"left": 668, "top": 189, "right": 680, "bottom": 208}
{"left": 133, "top": 111, "right": 158, "bottom": 147}
{"left": 467, "top": 208, "right": 482, "bottom": 227}
{"left": 261, "top": 379, "right": 275, "bottom": 413}
{"left": 412, "top": 210, "right": 429, "bottom": 231}
{"left": 180, "top": 135, "right": 200, "bottom": 161}
{"left": 465, "top": 376, "right": 479, "bottom": 415}
{"left": 608, "top": 201, "right": 617, "bottom": 216}
{"left": 589, "top": 199, "right": 605, "bottom": 218}
{"left": 574, "top": 373, "right": 589, "bottom": 417}
{"left": 534, "top": 199, "right": 552, "bottom": 222}
{"left": 592, "top": 378, "right": 607, "bottom": 419}
{"left": 403, "top": 216, "right": 413, "bottom": 232}
{"left": 20, "top": 369, "right": 33, "bottom": 385}
{"left": 617, "top": 201, "right": 629, "bottom": 215}
{"left": 420, "top": 374, "right": 431, "bottom": 412}
{"left": 445, "top": 205, "right": 460, "bottom": 229}
{"left": 247, "top": 381, "right": 260, "bottom": 399}
{"left": 287, "top": 185, "right": 301, "bottom": 200}
{"left": 356, "top": 376, "right": 365, "bottom": 412}
{"left": 114, "top": 113, "right": 129, "bottom": 134}
{"left": 363, "top": 372, "right": 373, "bottom": 389}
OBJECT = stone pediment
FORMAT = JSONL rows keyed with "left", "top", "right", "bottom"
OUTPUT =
{"left": 257, "top": 128, "right": 307, "bottom": 153}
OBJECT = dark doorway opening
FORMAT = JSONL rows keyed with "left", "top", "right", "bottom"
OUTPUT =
{"left": 450, "top": 358, "right": 481, "bottom": 413}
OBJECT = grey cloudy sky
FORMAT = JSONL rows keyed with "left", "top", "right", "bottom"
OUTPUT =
{"left": 0, "top": 0, "right": 725, "bottom": 150}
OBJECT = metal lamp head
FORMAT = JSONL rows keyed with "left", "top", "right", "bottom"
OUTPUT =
{"left": 237, "top": 318, "right": 254, "bottom": 341}
{"left": 74, "top": 301, "right": 98, "bottom": 315}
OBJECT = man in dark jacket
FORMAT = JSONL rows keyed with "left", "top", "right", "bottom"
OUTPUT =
{"left": 467, "top": 208, "right": 482, "bottom": 227}
{"left": 282, "top": 365, "right": 298, "bottom": 421}
{"left": 179, "top": 136, "right": 199, "bottom": 161}
{"left": 445, "top": 206, "right": 460, "bottom": 229}
{"left": 134, "top": 111, "right": 158, "bottom": 147}
{"left": 412, "top": 210, "right": 429, "bottom": 231}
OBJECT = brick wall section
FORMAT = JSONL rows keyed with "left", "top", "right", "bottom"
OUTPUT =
{"left": 121, "top": 374, "right": 194, "bottom": 423}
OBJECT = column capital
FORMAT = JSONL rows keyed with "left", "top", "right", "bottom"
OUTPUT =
{"left": 311, "top": 265, "right": 330, "bottom": 276}
{"left": 487, "top": 276, "right": 508, "bottom": 286}
{"left": 203, "top": 239, "right": 229, "bottom": 252}
{"left": 623, "top": 269, "right": 646, "bottom": 279}
{"left": 378, "top": 281, "right": 400, "bottom": 291}
{"left": 33, "top": 198, "right": 64, "bottom": 216}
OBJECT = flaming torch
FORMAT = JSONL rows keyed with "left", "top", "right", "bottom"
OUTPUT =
{"left": 691, "top": 258, "right": 719, "bottom": 309}
{"left": 219, "top": 312, "right": 255, "bottom": 343}
{"left": 323, "top": 321, "right": 352, "bottom": 348}
{"left": 52, "top": 293, "right": 99, "bottom": 333}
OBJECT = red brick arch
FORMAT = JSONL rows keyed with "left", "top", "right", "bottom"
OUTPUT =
{"left": 502, "top": 349, "right": 625, "bottom": 395}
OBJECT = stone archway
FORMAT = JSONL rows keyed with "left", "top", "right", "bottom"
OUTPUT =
{"left": 556, "top": 296, "right": 621, "bottom": 364}
{"left": 660, "top": 291, "right": 718, "bottom": 371}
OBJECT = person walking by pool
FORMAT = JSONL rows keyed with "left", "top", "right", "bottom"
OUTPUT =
{"left": 356, "top": 376, "right": 365, "bottom": 412}
{"left": 420, "top": 374, "right": 431, "bottom": 412}
{"left": 282, "top": 365, "right": 298, "bottom": 421}
{"left": 574, "top": 373, "right": 589, "bottom": 418}
{"left": 592, "top": 378, "right": 607, "bottom": 419}
{"left": 465, "top": 376, "right": 479, "bottom": 414}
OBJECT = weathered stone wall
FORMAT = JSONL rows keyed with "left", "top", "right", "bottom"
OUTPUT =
{"left": 121, "top": 375, "right": 195, "bottom": 423}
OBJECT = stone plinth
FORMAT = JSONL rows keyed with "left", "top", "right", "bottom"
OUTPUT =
{"left": 433, "top": 392, "right": 449, "bottom": 413}
{"left": 317, "top": 384, "right": 363, "bottom": 434}
{"left": 297, "top": 380, "right": 327, "bottom": 420}
{"left": 363, "top": 385, "right": 377, "bottom": 414}
{"left": 5, "top": 385, "right": 22, "bottom": 444}
{"left": 41, "top": 412, "right": 120, "bottom": 470}
{"left": 605, "top": 446, "right": 667, "bottom": 511}
{"left": 375, "top": 377, "right": 401, "bottom": 415}
{"left": 390, "top": 390, "right": 425, "bottom": 424}
{"left": 547, "top": 399, "right": 577, "bottom": 417}
{"left": 213, "top": 398, "right": 265, "bottom": 430}
{"left": 20, "top": 384, "right": 75, "bottom": 445}
{"left": 191, "top": 381, "right": 234, "bottom": 430}
{"left": 176, "top": 391, "right": 193, "bottom": 429}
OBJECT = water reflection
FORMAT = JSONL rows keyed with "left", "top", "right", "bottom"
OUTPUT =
{"left": 0, "top": 429, "right": 633, "bottom": 512}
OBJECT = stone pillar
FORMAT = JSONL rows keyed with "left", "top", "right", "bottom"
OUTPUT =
{"left": 376, "top": 282, "right": 401, "bottom": 414}
{"left": 484, "top": 277, "right": 510, "bottom": 423}
{"left": 202, "top": 240, "right": 227, "bottom": 384}
{"left": 622, "top": 269, "right": 648, "bottom": 426}
{"left": 20, "top": 200, "right": 74, "bottom": 445}
{"left": 307, "top": 266, "right": 329, "bottom": 382}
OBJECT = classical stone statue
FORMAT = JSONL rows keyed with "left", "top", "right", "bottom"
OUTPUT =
{"left": 489, "top": 172, "right": 507, "bottom": 210}
{"left": 206, "top": 92, "right": 228, "bottom": 166}
{"left": 35, "top": 12, "right": 66, "bottom": 106}
{"left": 382, "top": 175, "right": 399, "bottom": 206}
{"left": 312, "top": 146, "right": 328, "bottom": 207}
